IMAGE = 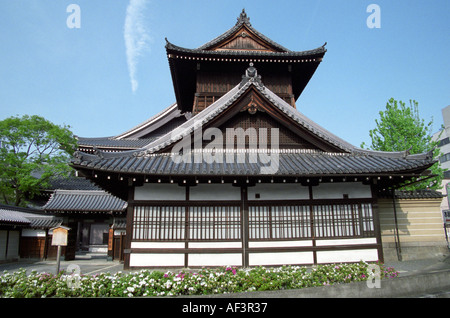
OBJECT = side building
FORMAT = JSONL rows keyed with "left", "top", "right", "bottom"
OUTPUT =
{"left": 431, "top": 105, "right": 450, "bottom": 249}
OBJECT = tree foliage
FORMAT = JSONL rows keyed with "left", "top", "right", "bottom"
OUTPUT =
{"left": 361, "top": 98, "right": 444, "bottom": 190}
{"left": 0, "top": 115, "right": 77, "bottom": 206}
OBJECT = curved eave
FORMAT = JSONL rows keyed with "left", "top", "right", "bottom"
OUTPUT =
{"left": 166, "top": 40, "right": 327, "bottom": 59}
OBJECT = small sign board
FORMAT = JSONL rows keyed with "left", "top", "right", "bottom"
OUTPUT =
{"left": 51, "top": 226, "right": 70, "bottom": 246}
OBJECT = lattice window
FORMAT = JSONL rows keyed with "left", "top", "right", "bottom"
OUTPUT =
{"left": 133, "top": 205, "right": 241, "bottom": 241}
{"left": 249, "top": 203, "right": 374, "bottom": 240}
{"left": 189, "top": 206, "right": 241, "bottom": 241}
{"left": 249, "top": 205, "right": 311, "bottom": 240}
{"left": 133, "top": 203, "right": 374, "bottom": 241}
{"left": 133, "top": 206, "right": 185, "bottom": 241}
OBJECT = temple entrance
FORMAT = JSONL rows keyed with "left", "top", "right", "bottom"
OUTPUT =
{"left": 77, "top": 221, "right": 109, "bottom": 254}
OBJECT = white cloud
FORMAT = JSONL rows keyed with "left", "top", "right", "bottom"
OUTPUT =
{"left": 124, "top": 0, "right": 151, "bottom": 93}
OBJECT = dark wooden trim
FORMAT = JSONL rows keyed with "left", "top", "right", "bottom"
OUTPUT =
{"left": 371, "top": 184, "right": 385, "bottom": 263}
{"left": 241, "top": 186, "right": 249, "bottom": 267}
{"left": 123, "top": 186, "right": 134, "bottom": 270}
{"left": 185, "top": 186, "right": 189, "bottom": 267}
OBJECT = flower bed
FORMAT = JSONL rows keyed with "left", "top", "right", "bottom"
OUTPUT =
{"left": 0, "top": 261, "right": 398, "bottom": 298}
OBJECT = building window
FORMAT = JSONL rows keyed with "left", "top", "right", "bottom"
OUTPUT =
{"left": 133, "top": 206, "right": 186, "bottom": 241}
{"left": 439, "top": 153, "right": 450, "bottom": 163}
{"left": 439, "top": 137, "right": 450, "bottom": 147}
{"left": 189, "top": 206, "right": 241, "bottom": 240}
{"left": 132, "top": 202, "right": 374, "bottom": 241}
{"left": 249, "top": 205, "right": 311, "bottom": 239}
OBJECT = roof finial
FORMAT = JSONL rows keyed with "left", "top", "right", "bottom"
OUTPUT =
{"left": 237, "top": 8, "right": 250, "bottom": 25}
{"left": 240, "top": 63, "right": 264, "bottom": 88}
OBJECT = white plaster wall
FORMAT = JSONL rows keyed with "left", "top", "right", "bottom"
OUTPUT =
{"left": 316, "top": 249, "right": 379, "bottom": 263}
{"left": 249, "top": 252, "right": 314, "bottom": 266}
{"left": 6, "top": 231, "right": 19, "bottom": 259}
{"left": 131, "top": 242, "right": 185, "bottom": 249}
{"left": 21, "top": 229, "right": 46, "bottom": 237}
{"left": 315, "top": 238, "right": 377, "bottom": 246}
{"left": 188, "top": 253, "right": 242, "bottom": 267}
{"left": 134, "top": 183, "right": 185, "bottom": 200}
{"left": 189, "top": 242, "right": 242, "bottom": 248}
{"left": 189, "top": 184, "right": 241, "bottom": 201}
{"left": 248, "top": 183, "right": 309, "bottom": 200}
{"left": 248, "top": 240, "right": 312, "bottom": 248}
{"left": 0, "top": 231, "right": 6, "bottom": 261}
{"left": 312, "top": 182, "right": 372, "bottom": 199}
{"left": 130, "top": 253, "right": 185, "bottom": 267}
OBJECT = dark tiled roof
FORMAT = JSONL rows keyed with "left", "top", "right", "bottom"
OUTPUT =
{"left": 112, "top": 217, "right": 126, "bottom": 229}
{"left": 77, "top": 137, "right": 158, "bottom": 149}
{"left": 77, "top": 103, "right": 189, "bottom": 151}
{"left": 72, "top": 150, "right": 433, "bottom": 177}
{"left": 0, "top": 205, "right": 62, "bottom": 229}
{"left": 0, "top": 208, "right": 31, "bottom": 225}
{"left": 166, "top": 40, "right": 327, "bottom": 58}
{"left": 48, "top": 176, "right": 101, "bottom": 191}
{"left": 394, "top": 190, "right": 445, "bottom": 199}
{"left": 114, "top": 103, "right": 186, "bottom": 139}
{"left": 43, "top": 190, "right": 127, "bottom": 213}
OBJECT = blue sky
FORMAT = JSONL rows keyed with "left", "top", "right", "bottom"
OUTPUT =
{"left": 0, "top": 0, "right": 449, "bottom": 148}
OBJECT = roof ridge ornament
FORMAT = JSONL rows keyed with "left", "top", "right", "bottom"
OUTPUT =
{"left": 239, "top": 63, "right": 264, "bottom": 89}
{"left": 237, "top": 9, "right": 251, "bottom": 25}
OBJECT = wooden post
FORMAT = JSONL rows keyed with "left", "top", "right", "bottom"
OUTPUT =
{"left": 56, "top": 245, "right": 62, "bottom": 274}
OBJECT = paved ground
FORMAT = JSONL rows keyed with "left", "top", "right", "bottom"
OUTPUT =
{"left": 0, "top": 252, "right": 124, "bottom": 276}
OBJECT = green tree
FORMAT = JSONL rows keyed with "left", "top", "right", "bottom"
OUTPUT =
{"left": 361, "top": 98, "right": 444, "bottom": 190}
{"left": 0, "top": 115, "right": 77, "bottom": 206}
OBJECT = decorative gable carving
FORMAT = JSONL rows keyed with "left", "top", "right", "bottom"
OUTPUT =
{"left": 208, "top": 25, "right": 280, "bottom": 52}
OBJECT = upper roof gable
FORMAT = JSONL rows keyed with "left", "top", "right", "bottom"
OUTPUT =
{"left": 198, "top": 9, "right": 290, "bottom": 53}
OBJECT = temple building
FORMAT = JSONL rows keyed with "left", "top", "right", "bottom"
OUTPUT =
{"left": 72, "top": 10, "right": 436, "bottom": 269}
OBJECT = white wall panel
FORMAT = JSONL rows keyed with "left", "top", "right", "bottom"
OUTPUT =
{"left": 134, "top": 184, "right": 185, "bottom": 200}
{"left": 131, "top": 242, "right": 185, "bottom": 249}
{"left": 312, "top": 182, "right": 372, "bottom": 199}
{"left": 188, "top": 253, "right": 242, "bottom": 267}
{"left": 0, "top": 231, "right": 6, "bottom": 261}
{"left": 189, "top": 184, "right": 241, "bottom": 201}
{"left": 6, "top": 231, "right": 19, "bottom": 259}
{"left": 316, "top": 249, "right": 379, "bottom": 263}
{"left": 316, "top": 238, "right": 377, "bottom": 246}
{"left": 189, "top": 242, "right": 242, "bottom": 248}
{"left": 130, "top": 253, "right": 185, "bottom": 267}
{"left": 21, "top": 229, "right": 46, "bottom": 237}
{"left": 248, "top": 184, "right": 309, "bottom": 200}
{"left": 248, "top": 240, "right": 312, "bottom": 248}
{"left": 249, "top": 252, "right": 314, "bottom": 266}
